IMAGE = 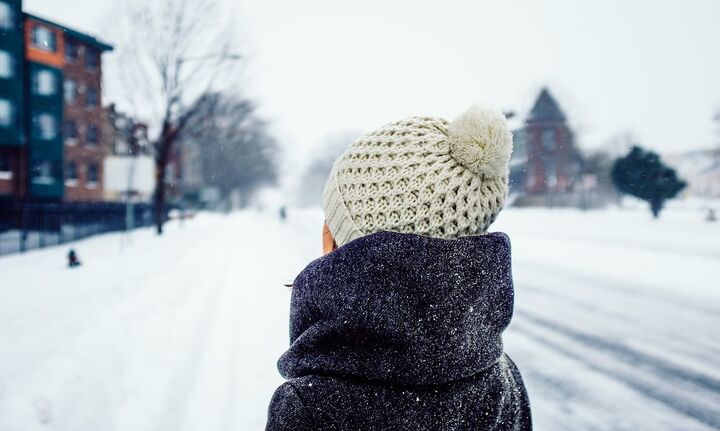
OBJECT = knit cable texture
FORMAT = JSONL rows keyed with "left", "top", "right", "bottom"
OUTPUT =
{"left": 323, "top": 113, "right": 510, "bottom": 247}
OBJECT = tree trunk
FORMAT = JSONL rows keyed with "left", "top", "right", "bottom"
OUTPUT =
{"left": 153, "top": 122, "right": 176, "bottom": 235}
{"left": 154, "top": 162, "right": 166, "bottom": 234}
{"left": 650, "top": 198, "right": 662, "bottom": 219}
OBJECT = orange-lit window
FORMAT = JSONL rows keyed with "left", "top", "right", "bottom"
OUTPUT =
{"left": 32, "top": 25, "right": 57, "bottom": 52}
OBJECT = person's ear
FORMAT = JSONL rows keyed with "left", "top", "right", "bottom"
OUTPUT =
{"left": 322, "top": 223, "right": 337, "bottom": 255}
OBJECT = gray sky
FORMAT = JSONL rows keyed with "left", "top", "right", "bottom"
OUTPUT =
{"left": 25, "top": 0, "right": 720, "bottom": 162}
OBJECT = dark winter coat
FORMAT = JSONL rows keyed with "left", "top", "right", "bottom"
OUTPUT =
{"left": 266, "top": 231, "right": 531, "bottom": 430}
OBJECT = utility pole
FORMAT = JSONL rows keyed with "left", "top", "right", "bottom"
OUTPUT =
{"left": 120, "top": 124, "right": 139, "bottom": 251}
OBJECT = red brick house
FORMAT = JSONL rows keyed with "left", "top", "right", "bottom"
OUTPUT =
{"left": 510, "top": 88, "right": 581, "bottom": 199}
{"left": 59, "top": 23, "right": 112, "bottom": 201}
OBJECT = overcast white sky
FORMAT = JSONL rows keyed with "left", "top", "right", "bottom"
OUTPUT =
{"left": 25, "top": 0, "right": 720, "bottom": 162}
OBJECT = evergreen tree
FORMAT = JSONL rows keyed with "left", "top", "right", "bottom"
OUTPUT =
{"left": 611, "top": 146, "right": 686, "bottom": 218}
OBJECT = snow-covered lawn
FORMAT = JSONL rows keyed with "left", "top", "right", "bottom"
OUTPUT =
{"left": 0, "top": 204, "right": 718, "bottom": 430}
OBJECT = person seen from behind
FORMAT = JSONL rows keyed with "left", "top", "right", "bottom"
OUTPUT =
{"left": 266, "top": 105, "right": 532, "bottom": 430}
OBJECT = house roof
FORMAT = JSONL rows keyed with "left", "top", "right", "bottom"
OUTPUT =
{"left": 528, "top": 88, "right": 565, "bottom": 122}
{"left": 24, "top": 13, "right": 114, "bottom": 52}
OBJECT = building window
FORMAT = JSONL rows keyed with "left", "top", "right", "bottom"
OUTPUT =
{"left": 115, "top": 139, "right": 129, "bottom": 155}
{"left": 63, "top": 79, "right": 77, "bottom": 103}
{"left": 542, "top": 129, "right": 556, "bottom": 152}
{"left": 0, "top": 152, "right": 11, "bottom": 180}
{"left": 32, "top": 25, "right": 57, "bottom": 52}
{"left": 0, "top": 2, "right": 14, "bottom": 30}
{"left": 87, "top": 124, "right": 99, "bottom": 145}
{"left": 32, "top": 69, "right": 56, "bottom": 96}
{"left": 66, "top": 161, "right": 77, "bottom": 180}
{"left": 87, "top": 163, "right": 99, "bottom": 184}
{"left": 544, "top": 156, "right": 558, "bottom": 188}
{"left": 86, "top": 49, "right": 99, "bottom": 70}
{"left": 63, "top": 120, "right": 78, "bottom": 141}
{"left": 0, "top": 50, "right": 12, "bottom": 79}
{"left": 31, "top": 160, "right": 58, "bottom": 184}
{"left": 525, "top": 161, "right": 535, "bottom": 189}
{"left": 65, "top": 41, "right": 79, "bottom": 62}
{"left": 0, "top": 99, "right": 11, "bottom": 127}
{"left": 86, "top": 87, "right": 98, "bottom": 109}
{"left": 32, "top": 113, "right": 57, "bottom": 140}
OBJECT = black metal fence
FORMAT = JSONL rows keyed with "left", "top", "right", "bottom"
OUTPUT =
{"left": 0, "top": 200, "right": 155, "bottom": 256}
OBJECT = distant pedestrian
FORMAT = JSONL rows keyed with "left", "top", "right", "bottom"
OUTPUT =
{"left": 707, "top": 208, "right": 717, "bottom": 223}
{"left": 67, "top": 249, "right": 81, "bottom": 268}
{"left": 279, "top": 206, "right": 287, "bottom": 222}
{"left": 267, "top": 105, "right": 531, "bottom": 430}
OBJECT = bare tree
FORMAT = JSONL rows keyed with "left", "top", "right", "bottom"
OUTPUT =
{"left": 184, "top": 93, "right": 279, "bottom": 207}
{"left": 297, "top": 131, "right": 360, "bottom": 206}
{"left": 112, "top": 0, "right": 241, "bottom": 234}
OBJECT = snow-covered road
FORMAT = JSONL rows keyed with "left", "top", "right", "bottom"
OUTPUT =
{"left": 0, "top": 205, "right": 718, "bottom": 430}
{"left": 491, "top": 209, "right": 720, "bottom": 431}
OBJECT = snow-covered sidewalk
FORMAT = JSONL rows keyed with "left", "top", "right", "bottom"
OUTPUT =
{"left": 0, "top": 206, "right": 718, "bottom": 430}
{"left": 0, "top": 214, "right": 300, "bottom": 430}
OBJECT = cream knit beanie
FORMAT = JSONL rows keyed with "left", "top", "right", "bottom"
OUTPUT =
{"left": 323, "top": 105, "right": 512, "bottom": 247}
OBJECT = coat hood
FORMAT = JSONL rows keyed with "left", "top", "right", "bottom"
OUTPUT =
{"left": 278, "top": 231, "right": 514, "bottom": 386}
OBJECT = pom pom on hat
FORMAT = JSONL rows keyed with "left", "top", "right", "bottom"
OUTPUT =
{"left": 448, "top": 105, "right": 513, "bottom": 177}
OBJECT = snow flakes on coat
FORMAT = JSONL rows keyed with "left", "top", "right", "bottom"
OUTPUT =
{"left": 267, "top": 231, "right": 531, "bottom": 430}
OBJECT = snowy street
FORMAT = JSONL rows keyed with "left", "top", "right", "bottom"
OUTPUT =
{"left": 1, "top": 206, "right": 719, "bottom": 430}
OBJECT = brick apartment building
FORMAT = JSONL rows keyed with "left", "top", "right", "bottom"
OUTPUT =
{"left": 0, "top": 0, "right": 112, "bottom": 202}
{"left": 510, "top": 88, "right": 582, "bottom": 198}
{"left": 57, "top": 17, "right": 112, "bottom": 201}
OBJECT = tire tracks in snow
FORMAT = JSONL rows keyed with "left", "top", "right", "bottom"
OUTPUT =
{"left": 511, "top": 229, "right": 720, "bottom": 261}
{"left": 516, "top": 260, "right": 718, "bottom": 318}
{"left": 517, "top": 281, "right": 720, "bottom": 366}
{"left": 513, "top": 310, "right": 720, "bottom": 429}
{"left": 168, "top": 263, "right": 243, "bottom": 431}
{"left": 154, "top": 287, "right": 225, "bottom": 431}
{"left": 157, "top": 213, "right": 287, "bottom": 431}
{"left": 516, "top": 310, "right": 720, "bottom": 393}
{"left": 152, "top": 231, "right": 232, "bottom": 431}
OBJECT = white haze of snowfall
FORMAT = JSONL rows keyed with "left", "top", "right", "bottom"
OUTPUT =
{"left": 0, "top": 198, "right": 719, "bottom": 430}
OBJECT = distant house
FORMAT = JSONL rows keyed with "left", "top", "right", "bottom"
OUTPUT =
{"left": 665, "top": 149, "right": 720, "bottom": 199}
{"left": 103, "top": 104, "right": 152, "bottom": 157}
{"left": 102, "top": 104, "right": 188, "bottom": 205}
{"left": 510, "top": 88, "right": 582, "bottom": 205}
{"left": 101, "top": 104, "right": 155, "bottom": 202}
